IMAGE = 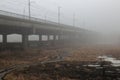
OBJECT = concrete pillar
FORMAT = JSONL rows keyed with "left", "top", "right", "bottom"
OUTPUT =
{"left": 53, "top": 35, "right": 56, "bottom": 41}
{"left": 2, "top": 34, "right": 7, "bottom": 48}
{"left": 48, "top": 35, "right": 50, "bottom": 41}
{"left": 58, "top": 35, "right": 60, "bottom": 40}
{"left": 47, "top": 35, "right": 53, "bottom": 46}
{"left": 39, "top": 35, "right": 42, "bottom": 41}
{"left": 52, "top": 35, "right": 56, "bottom": 46}
{"left": 55, "top": 35, "right": 58, "bottom": 40}
{"left": 59, "top": 35, "right": 61, "bottom": 40}
{"left": 38, "top": 35, "right": 42, "bottom": 46}
{"left": 22, "top": 34, "right": 28, "bottom": 49}
{"left": 3, "top": 34, "right": 7, "bottom": 44}
{"left": 57, "top": 35, "right": 62, "bottom": 45}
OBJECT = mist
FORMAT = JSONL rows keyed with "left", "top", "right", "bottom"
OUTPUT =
{"left": 0, "top": 0, "right": 120, "bottom": 45}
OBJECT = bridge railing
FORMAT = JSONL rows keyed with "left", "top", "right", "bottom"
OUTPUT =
{"left": 0, "top": 10, "right": 81, "bottom": 32}
{"left": 0, "top": 10, "right": 60, "bottom": 26}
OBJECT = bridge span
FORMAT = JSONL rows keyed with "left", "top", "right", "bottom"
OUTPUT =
{"left": 0, "top": 10, "right": 96, "bottom": 49}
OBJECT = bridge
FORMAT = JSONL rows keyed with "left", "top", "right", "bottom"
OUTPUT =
{"left": 0, "top": 10, "right": 96, "bottom": 49}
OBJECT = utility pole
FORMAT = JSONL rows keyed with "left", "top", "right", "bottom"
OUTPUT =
{"left": 73, "top": 13, "right": 77, "bottom": 41}
{"left": 23, "top": 7, "right": 26, "bottom": 17}
{"left": 73, "top": 13, "right": 75, "bottom": 27}
{"left": 28, "top": 0, "right": 35, "bottom": 34}
{"left": 58, "top": 6, "right": 62, "bottom": 41}
{"left": 44, "top": 15, "right": 47, "bottom": 23}
{"left": 58, "top": 6, "right": 61, "bottom": 25}
{"left": 28, "top": 0, "right": 31, "bottom": 19}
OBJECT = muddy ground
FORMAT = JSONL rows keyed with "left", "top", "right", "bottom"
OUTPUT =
{"left": 4, "top": 61, "right": 120, "bottom": 80}
{"left": 1, "top": 45, "right": 120, "bottom": 80}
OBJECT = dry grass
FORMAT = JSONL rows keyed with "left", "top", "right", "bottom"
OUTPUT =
{"left": 0, "top": 48, "right": 65, "bottom": 69}
{"left": 3, "top": 45, "right": 120, "bottom": 80}
{"left": 5, "top": 73, "right": 74, "bottom": 80}
{"left": 65, "top": 45, "right": 120, "bottom": 61}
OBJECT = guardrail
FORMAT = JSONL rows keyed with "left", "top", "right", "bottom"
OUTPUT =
{"left": 0, "top": 10, "right": 83, "bottom": 32}
{"left": 0, "top": 10, "right": 60, "bottom": 26}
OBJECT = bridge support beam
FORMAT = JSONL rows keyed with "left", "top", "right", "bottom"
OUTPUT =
{"left": 38, "top": 35, "right": 42, "bottom": 46}
{"left": 39, "top": 35, "right": 42, "bottom": 41}
{"left": 53, "top": 35, "right": 56, "bottom": 41}
{"left": 52, "top": 35, "right": 56, "bottom": 45}
{"left": 22, "top": 34, "right": 28, "bottom": 49}
{"left": 3, "top": 34, "right": 7, "bottom": 44}
{"left": 2, "top": 34, "right": 7, "bottom": 48}
{"left": 48, "top": 35, "right": 50, "bottom": 41}
{"left": 47, "top": 35, "right": 51, "bottom": 45}
{"left": 57, "top": 35, "right": 62, "bottom": 45}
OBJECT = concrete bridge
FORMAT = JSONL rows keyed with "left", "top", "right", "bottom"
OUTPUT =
{"left": 0, "top": 10, "right": 96, "bottom": 49}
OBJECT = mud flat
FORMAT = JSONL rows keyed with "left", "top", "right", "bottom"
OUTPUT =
{"left": 3, "top": 61, "right": 96, "bottom": 80}
{"left": 1, "top": 45, "right": 120, "bottom": 80}
{"left": 4, "top": 60, "right": 120, "bottom": 80}
{"left": 0, "top": 47, "right": 73, "bottom": 69}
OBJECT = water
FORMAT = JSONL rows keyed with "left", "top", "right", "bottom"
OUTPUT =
{"left": 98, "top": 55, "right": 120, "bottom": 67}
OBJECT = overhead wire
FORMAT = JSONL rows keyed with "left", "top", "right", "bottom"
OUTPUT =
{"left": 0, "top": 0, "right": 78, "bottom": 26}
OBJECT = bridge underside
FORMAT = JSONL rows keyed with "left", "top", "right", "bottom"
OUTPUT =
{"left": 0, "top": 25, "right": 89, "bottom": 50}
{"left": 0, "top": 11, "right": 97, "bottom": 50}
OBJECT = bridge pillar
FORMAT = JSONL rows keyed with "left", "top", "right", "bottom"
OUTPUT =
{"left": 47, "top": 35, "right": 56, "bottom": 46}
{"left": 46, "top": 35, "right": 50, "bottom": 46}
{"left": 58, "top": 35, "right": 62, "bottom": 40}
{"left": 2, "top": 34, "right": 7, "bottom": 48}
{"left": 3, "top": 34, "right": 7, "bottom": 44}
{"left": 48, "top": 35, "right": 50, "bottom": 41}
{"left": 53, "top": 35, "right": 56, "bottom": 41}
{"left": 39, "top": 35, "right": 42, "bottom": 41}
{"left": 52, "top": 35, "right": 56, "bottom": 46}
{"left": 58, "top": 35, "right": 60, "bottom": 40}
{"left": 57, "top": 35, "right": 62, "bottom": 45}
{"left": 38, "top": 35, "right": 42, "bottom": 46}
{"left": 22, "top": 34, "right": 28, "bottom": 49}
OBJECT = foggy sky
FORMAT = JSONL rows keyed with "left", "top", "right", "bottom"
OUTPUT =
{"left": 0, "top": 0, "right": 120, "bottom": 35}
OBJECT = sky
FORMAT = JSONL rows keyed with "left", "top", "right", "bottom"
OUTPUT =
{"left": 0, "top": 0, "right": 120, "bottom": 35}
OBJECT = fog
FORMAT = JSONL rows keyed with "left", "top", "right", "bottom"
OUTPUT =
{"left": 0, "top": 0, "right": 120, "bottom": 44}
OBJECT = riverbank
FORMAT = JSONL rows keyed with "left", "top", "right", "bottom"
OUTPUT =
{"left": 0, "top": 47, "right": 75, "bottom": 69}
{"left": 1, "top": 45, "right": 120, "bottom": 80}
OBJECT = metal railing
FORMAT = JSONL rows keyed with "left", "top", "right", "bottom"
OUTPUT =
{"left": 0, "top": 10, "right": 82, "bottom": 32}
{"left": 0, "top": 10, "right": 60, "bottom": 27}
